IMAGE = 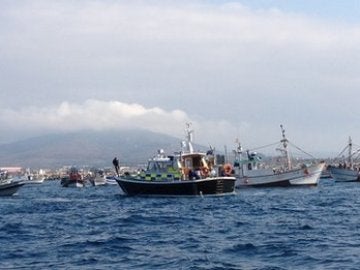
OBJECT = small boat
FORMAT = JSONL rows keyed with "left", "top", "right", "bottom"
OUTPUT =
{"left": 24, "top": 175, "right": 45, "bottom": 184}
{"left": 87, "top": 170, "right": 118, "bottom": 186}
{"left": 234, "top": 125, "right": 325, "bottom": 188}
{"left": 88, "top": 170, "right": 107, "bottom": 186}
{"left": 22, "top": 168, "right": 45, "bottom": 184}
{"left": 0, "top": 170, "right": 24, "bottom": 196}
{"left": 328, "top": 137, "right": 360, "bottom": 182}
{"left": 90, "top": 175, "right": 107, "bottom": 186}
{"left": 60, "top": 167, "right": 85, "bottom": 187}
{"left": 115, "top": 123, "right": 236, "bottom": 196}
{"left": 105, "top": 176, "right": 118, "bottom": 185}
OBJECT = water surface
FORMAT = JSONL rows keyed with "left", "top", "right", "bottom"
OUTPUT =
{"left": 0, "top": 180, "right": 359, "bottom": 269}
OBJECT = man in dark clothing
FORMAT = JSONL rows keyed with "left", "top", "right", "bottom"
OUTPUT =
{"left": 113, "top": 157, "right": 120, "bottom": 176}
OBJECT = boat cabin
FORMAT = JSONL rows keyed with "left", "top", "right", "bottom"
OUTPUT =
{"left": 146, "top": 155, "right": 180, "bottom": 173}
{"left": 0, "top": 170, "right": 9, "bottom": 180}
{"left": 180, "top": 153, "right": 212, "bottom": 180}
{"left": 136, "top": 150, "right": 182, "bottom": 181}
{"left": 233, "top": 151, "right": 270, "bottom": 177}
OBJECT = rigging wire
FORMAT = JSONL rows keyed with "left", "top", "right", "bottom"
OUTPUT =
{"left": 248, "top": 140, "right": 316, "bottom": 159}
{"left": 288, "top": 141, "right": 316, "bottom": 159}
{"left": 246, "top": 137, "right": 319, "bottom": 160}
{"left": 350, "top": 148, "right": 360, "bottom": 158}
{"left": 352, "top": 141, "right": 360, "bottom": 147}
{"left": 332, "top": 139, "right": 360, "bottom": 160}
{"left": 336, "top": 144, "right": 349, "bottom": 159}
{"left": 249, "top": 141, "right": 279, "bottom": 152}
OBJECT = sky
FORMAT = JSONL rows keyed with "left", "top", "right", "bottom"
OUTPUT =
{"left": 1, "top": 0, "right": 360, "bottom": 157}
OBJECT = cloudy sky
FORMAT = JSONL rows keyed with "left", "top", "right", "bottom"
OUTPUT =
{"left": 1, "top": 0, "right": 360, "bottom": 157}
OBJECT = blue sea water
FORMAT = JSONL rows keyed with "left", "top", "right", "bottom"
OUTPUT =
{"left": 1, "top": 180, "right": 360, "bottom": 269}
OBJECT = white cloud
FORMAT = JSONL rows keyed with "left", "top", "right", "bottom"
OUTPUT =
{"left": 0, "top": 99, "right": 253, "bottom": 151}
{"left": 0, "top": 99, "right": 184, "bottom": 132}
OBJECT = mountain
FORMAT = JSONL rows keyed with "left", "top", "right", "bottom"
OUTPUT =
{"left": 0, "top": 129, "right": 200, "bottom": 169}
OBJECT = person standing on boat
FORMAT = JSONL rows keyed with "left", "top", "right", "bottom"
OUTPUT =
{"left": 113, "top": 157, "right": 120, "bottom": 176}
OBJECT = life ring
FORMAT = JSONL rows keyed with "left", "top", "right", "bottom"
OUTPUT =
{"left": 223, "top": 163, "right": 232, "bottom": 176}
{"left": 200, "top": 167, "right": 209, "bottom": 177}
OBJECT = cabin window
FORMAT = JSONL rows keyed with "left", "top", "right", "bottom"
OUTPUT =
{"left": 192, "top": 157, "right": 202, "bottom": 168}
{"left": 147, "top": 162, "right": 156, "bottom": 171}
{"left": 184, "top": 158, "right": 192, "bottom": 168}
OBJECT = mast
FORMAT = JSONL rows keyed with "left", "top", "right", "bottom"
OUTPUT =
{"left": 280, "top": 124, "right": 292, "bottom": 170}
{"left": 235, "top": 138, "right": 242, "bottom": 159}
{"left": 185, "top": 122, "right": 194, "bottom": 153}
{"left": 235, "top": 138, "right": 244, "bottom": 176}
{"left": 348, "top": 136, "right": 353, "bottom": 168}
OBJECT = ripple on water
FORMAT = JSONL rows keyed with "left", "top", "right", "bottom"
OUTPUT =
{"left": 1, "top": 181, "right": 360, "bottom": 269}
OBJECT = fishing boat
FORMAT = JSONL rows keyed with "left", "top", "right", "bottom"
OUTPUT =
{"left": 115, "top": 124, "right": 236, "bottom": 196}
{"left": 234, "top": 125, "right": 325, "bottom": 188}
{"left": 60, "top": 167, "right": 85, "bottom": 187}
{"left": 0, "top": 170, "right": 24, "bottom": 196}
{"left": 23, "top": 173, "right": 45, "bottom": 184}
{"left": 328, "top": 137, "right": 360, "bottom": 182}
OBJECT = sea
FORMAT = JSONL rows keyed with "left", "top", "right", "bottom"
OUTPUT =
{"left": 1, "top": 179, "right": 359, "bottom": 270}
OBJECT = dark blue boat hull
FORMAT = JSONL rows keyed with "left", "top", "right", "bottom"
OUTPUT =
{"left": 116, "top": 177, "right": 236, "bottom": 196}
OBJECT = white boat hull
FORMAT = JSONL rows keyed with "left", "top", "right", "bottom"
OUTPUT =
{"left": 25, "top": 178, "right": 45, "bottom": 184}
{"left": 329, "top": 167, "right": 359, "bottom": 182}
{"left": 90, "top": 176, "right": 107, "bottom": 186}
{"left": 236, "top": 162, "right": 325, "bottom": 188}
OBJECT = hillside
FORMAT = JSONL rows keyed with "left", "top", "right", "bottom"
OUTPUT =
{"left": 0, "top": 129, "right": 194, "bottom": 168}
